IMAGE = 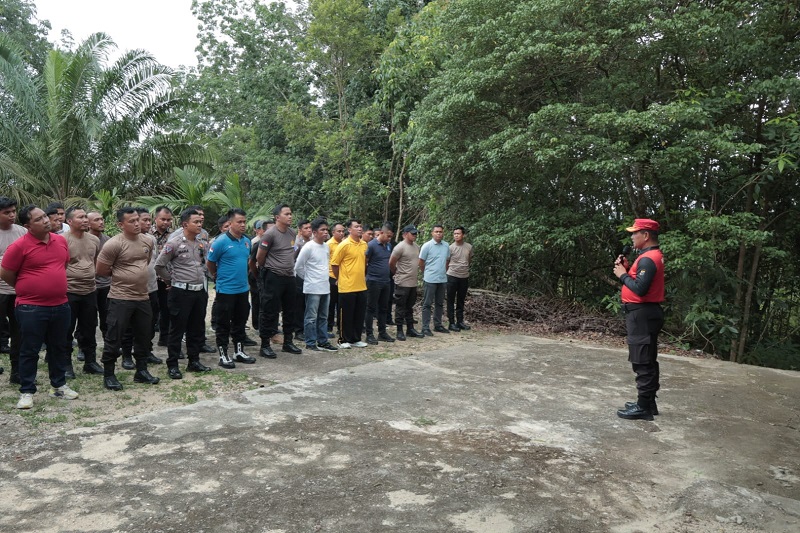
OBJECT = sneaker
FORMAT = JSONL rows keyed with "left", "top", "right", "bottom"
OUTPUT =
{"left": 317, "top": 342, "right": 338, "bottom": 352}
{"left": 339, "top": 342, "right": 352, "bottom": 349}
{"left": 50, "top": 385, "right": 79, "bottom": 400}
{"left": 306, "top": 345, "right": 321, "bottom": 352}
{"left": 16, "top": 393, "right": 33, "bottom": 409}
{"left": 353, "top": 341, "right": 368, "bottom": 348}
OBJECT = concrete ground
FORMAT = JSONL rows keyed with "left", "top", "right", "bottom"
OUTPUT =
{"left": 1, "top": 334, "right": 798, "bottom": 532}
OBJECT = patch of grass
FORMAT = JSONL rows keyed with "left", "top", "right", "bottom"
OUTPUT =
{"left": 20, "top": 410, "right": 68, "bottom": 427}
{"left": 167, "top": 378, "right": 214, "bottom": 404}
{"left": 412, "top": 416, "right": 437, "bottom": 427}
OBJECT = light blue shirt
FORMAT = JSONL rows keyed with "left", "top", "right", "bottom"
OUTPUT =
{"left": 419, "top": 239, "right": 450, "bottom": 284}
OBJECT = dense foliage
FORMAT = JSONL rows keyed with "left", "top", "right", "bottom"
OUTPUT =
{"left": 1, "top": 0, "right": 799, "bottom": 368}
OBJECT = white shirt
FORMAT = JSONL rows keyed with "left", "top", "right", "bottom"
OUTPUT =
{"left": 294, "top": 240, "right": 330, "bottom": 295}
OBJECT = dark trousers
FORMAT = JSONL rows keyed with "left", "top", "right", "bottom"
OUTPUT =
{"left": 249, "top": 274, "right": 260, "bottom": 329}
{"left": 385, "top": 279, "right": 395, "bottom": 325}
{"left": 167, "top": 287, "right": 208, "bottom": 367}
{"left": 157, "top": 279, "right": 171, "bottom": 340}
{"left": 102, "top": 298, "right": 153, "bottom": 374}
{"left": 365, "top": 281, "right": 391, "bottom": 336}
{"left": 339, "top": 290, "right": 367, "bottom": 344}
{"left": 67, "top": 291, "right": 98, "bottom": 363}
{"left": 258, "top": 270, "right": 295, "bottom": 343}
{"left": 0, "top": 293, "right": 20, "bottom": 375}
{"left": 292, "top": 275, "right": 305, "bottom": 334}
{"left": 16, "top": 303, "right": 71, "bottom": 394}
{"left": 446, "top": 275, "right": 469, "bottom": 324}
{"left": 328, "top": 277, "right": 339, "bottom": 331}
{"left": 394, "top": 285, "right": 417, "bottom": 327}
{"left": 422, "top": 281, "right": 446, "bottom": 329}
{"left": 625, "top": 303, "right": 664, "bottom": 405}
{"left": 122, "top": 291, "right": 159, "bottom": 356}
{"left": 96, "top": 286, "right": 110, "bottom": 336}
{"left": 214, "top": 291, "right": 250, "bottom": 349}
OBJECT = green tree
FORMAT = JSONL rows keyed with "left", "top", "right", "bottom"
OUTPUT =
{"left": 0, "top": 0, "right": 51, "bottom": 72}
{"left": 0, "top": 32, "right": 210, "bottom": 204}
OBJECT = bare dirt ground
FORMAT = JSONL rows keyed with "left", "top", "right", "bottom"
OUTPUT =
{"left": 0, "top": 305, "right": 798, "bottom": 533}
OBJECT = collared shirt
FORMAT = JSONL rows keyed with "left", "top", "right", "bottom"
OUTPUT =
{"left": 419, "top": 239, "right": 450, "bottom": 284}
{"left": 207, "top": 231, "right": 251, "bottom": 294}
{"left": 330, "top": 236, "right": 368, "bottom": 293}
{"left": 152, "top": 227, "right": 173, "bottom": 254}
{"left": 156, "top": 236, "right": 207, "bottom": 285}
{"left": 1, "top": 232, "right": 69, "bottom": 306}
{"left": 366, "top": 238, "right": 392, "bottom": 284}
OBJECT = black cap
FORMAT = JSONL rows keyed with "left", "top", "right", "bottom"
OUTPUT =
{"left": 402, "top": 225, "right": 418, "bottom": 235}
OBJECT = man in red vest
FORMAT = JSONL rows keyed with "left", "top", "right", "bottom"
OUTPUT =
{"left": 613, "top": 219, "right": 665, "bottom": 421}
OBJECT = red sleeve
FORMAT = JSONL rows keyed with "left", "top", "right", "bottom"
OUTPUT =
{"left": 1, "top": 239, "right": 23, "bottom": 272}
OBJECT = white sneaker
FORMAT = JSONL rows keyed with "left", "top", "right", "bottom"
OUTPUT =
{"left": 50, "top": 384, "right": 79, "bottom": 400}
{"left": 16, "top": 393, "right": 33, "bottom": 409}
{"left": 353, "top": 341, "right": 368, "bottom": 348}
{"left": 338, "top": 342, "right": 352, "bottom": 349}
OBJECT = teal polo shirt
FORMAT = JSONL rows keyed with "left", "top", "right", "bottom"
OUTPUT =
{"left": 207, "top": 231, "right": 251, "bottom": 294}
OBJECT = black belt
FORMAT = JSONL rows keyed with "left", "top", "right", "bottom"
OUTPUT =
{"left": 621, "top": 302, "right": 661, "bottom": 312}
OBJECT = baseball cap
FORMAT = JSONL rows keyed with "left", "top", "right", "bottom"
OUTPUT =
{"left": 402, "top": 225, "right": 418, "bottom": 234}
{"left": 625, "top": 218, "right": 660, "bottom": 232}
{"left": 253, "top": 219, "right": 263, "bottom": 229}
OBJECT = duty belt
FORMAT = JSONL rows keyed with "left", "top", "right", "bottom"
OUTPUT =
{"left": 172, "top": 281, "right": 205, "bottom": 291}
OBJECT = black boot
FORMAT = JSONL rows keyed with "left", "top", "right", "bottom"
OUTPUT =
{"left": 218, "top": 345, "right": 235, "bottom": 369}
{"left": 121, "top": 352, "right": 135, "bottom": 370}
{"left": 396, "top": 325, "right": 406, "bottom": 341}
{"left": 233, "top": 342, "right": 256, "bottom": 364}
{"left": 406, "top": 326, "right": 424, "bottom": 338}
{"left": 617, "top": 401, "right": 654, "bottom": 421}
{"left": 625, "top": 399, "right": 659, "bottom": 416}
{"left": 260, "top": 343, "right": 277, "bottom": 359}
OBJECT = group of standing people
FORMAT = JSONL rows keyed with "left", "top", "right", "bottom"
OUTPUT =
{"left": 0, "top": 197, "right": 475, "bottom": 411}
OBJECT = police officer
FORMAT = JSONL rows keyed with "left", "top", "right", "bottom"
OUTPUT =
{"left": 155, "top": 208, "right": 214, "bottom": 379}
{"left": 613, "top": 218, "right": 665, "bottom": 421}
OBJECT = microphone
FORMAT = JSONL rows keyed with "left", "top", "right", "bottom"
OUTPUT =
{"left": 621, "top": 245, "right": 631, "bottom": 257}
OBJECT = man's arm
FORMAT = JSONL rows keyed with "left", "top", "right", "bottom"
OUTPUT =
{"left": 418, "top": 258, "right": 425, "bottom": 275}
{"left": 331, "top": 265, "right": 340, "bottom": 280}
{"left": 618, "top": 257, "right": 657, "bottom": 296}
{"left": 389, "top": 255, "right": 398, "bottom": 275}
{"left": 96, "top": 260, "right": 112, "bottom": 278}
{"left": 206, "top": 260, "right": 217, "bottom": 280}
{"left": 256, "top": 242, "right": 269, "bottom": 269}
{"left": 0, "top": 267, "right": 17, "bottom": 288}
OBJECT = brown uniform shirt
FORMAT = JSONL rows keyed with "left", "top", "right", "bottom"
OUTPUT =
{"left": 66, "top": 232, "right": 100, "bottom": 295}
{"left": 97, "top": 233, "right": 152, "bottom": 301}
{"left": 446, "top": 242, "right": 473, "bottom": 279}
{"left": 391, "top": 240, "right": 420, "bottom": 288}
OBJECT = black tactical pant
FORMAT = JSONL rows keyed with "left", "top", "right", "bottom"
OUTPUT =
{"left": 624, "top": 302, "right": 664, "bottom": 406}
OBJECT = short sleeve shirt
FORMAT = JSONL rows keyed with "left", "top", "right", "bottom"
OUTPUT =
{"left": 259, "top": 226, "right": 296, "bottom": 277}
{"left": 97, "top": 234, "right": 153, "bottom": 301}
{"left": 330, "top": 236, "right": 367, "bottom": 293}
{"left": 391, "top": 240, "right": 420, "bottom": 288}
{"left": 207, "top": 232, "right": 251, "bottom": 294}
{"left": 366, "top": 239, "right": 392, "bottom": 284}
{"left": 0, "top": 224, "right": 27, "bottom": 295}
{"left": 419, "top": 239, "right": 450, "bottom": 284}
{"left": 94, "top": 233, "right": 112, "bottom": 289}
{"left": 65, "top": 232, "right": 100, "bottom": 295}
{"left": 447, "top": 242, "right": 473, "bottom": 279}
{"left": 1, "top": 232, "right": 69, "bottom": 306}
{"left": 156, "top": 237, "right": 207, "bottom": 285}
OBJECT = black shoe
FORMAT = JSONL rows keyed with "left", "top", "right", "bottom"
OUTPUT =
{"left": 260, "top": 344, "right": 277, "bottom": 359}
{"left": 434, "top": 325, "right": 450, "bottom": 334}
{"left": 76, "top": 349, "right": 85, "bottom": 361}
{"left": 147, "top": 353, "right": 163, "bottom": 365}
{"left": 366, "top": 335, "right": 379, "bottom": 345}
{"left": 104, "top": 375, "right": 123, "bottom": 391}
{"left": 134, "top": 369, "right": 160, "bottom": 384}
{"left": 83, "top": 361, "right": 104, "bottom": 375}
{"left": 448, "top": 323, "right": 461, "bottom": 332}
{"left": 65, "top": 367, "right": 76, "bottom": 379}
{"left": 234, "top": 342, "right": 256, "bottom": 364}
{"left": 422, "top": 328, "right": 434, "bottom": 336}
{"left": 378, "top": 332, "right": 395, "bottom": 343}
{"left": 241, "top": 336, "right": 257, "bottom": 347}
{"left": 200, "top": 343, "right": 215, "bottom": 353}
{"left": 396, "top": 330, "right": 406, "bottom": 341}
{"left": 157, "top": 338, "right": 168, "bottom": 347}
{"left": 121, "top": 355, "right": 135, "bottom": 370}
{"left": 625, "top": 400, "right": 659, "bottom": 416}
{"left": 616, "top": 403, "right": 654, "bottom": 421}
{"left": 186, "top": 360, "right": 212, "bottom": 372}
{"left": 282, "top": 343, "right": 302, "bottom": 354}
{"left": 456, "top": 322, "right": 471, "bottom": 330}
{"left": 167, "top": 367, "right": 183, "bottom": 380}
{"left": 407, "top": 327, "right": 425, "bottom": 338}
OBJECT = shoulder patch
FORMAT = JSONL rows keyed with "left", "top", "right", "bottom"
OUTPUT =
{"left": 163, "top": 243, "right": 173, "bottom": 254}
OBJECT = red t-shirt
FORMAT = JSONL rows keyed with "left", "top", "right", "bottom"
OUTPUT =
{"left": 1, "top": 232, "right": 69, "bottom": 306}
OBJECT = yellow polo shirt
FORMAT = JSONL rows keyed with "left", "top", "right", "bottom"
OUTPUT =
{"left": 330, "top": 236, "right": 367, "bottom": 293}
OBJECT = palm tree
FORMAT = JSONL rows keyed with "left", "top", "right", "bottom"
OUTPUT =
{"left": 0, "top": 32, "right": 211, "bottom": 204}
{"left": 136, "top": 166, "right": 218, "bottom": 214}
